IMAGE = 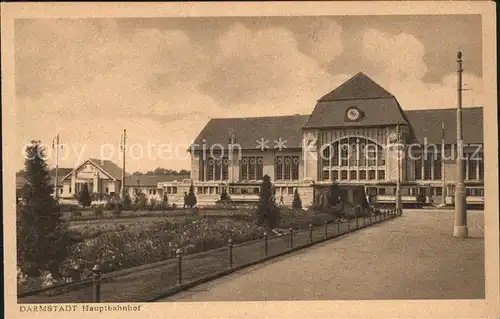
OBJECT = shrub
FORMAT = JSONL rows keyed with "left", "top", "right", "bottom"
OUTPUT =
{"left": 122, "top": 190, "right": 132, "bottom": 210}
{"left": 104, "top": 201, "right": 113, "bottom": 210}
{"left": 77, "top": 184, "right": 91, "bottom": 207}
{"left": 112, "top": 206, "right": 122, "bottom": 217}
{"left": 220, "top": 188, "right": 230, "bottom": 201}
{"left": 60, "top": 204, "right": 79, "bottom": 213}
{"left": 71, "top": 211, "right": 83, "bottom": 218}
{"left": 162, "top": 194, "right": 169, "bottom": 208}
{"left": 149, "top": 198, "right": 157, "bottom": 211}
{"left": 93, "top": 206, "right": 104, "bottom": 218}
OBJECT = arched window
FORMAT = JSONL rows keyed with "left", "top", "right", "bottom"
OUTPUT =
{"left": 321, "top": 137, "right": 385, "bottom": 181}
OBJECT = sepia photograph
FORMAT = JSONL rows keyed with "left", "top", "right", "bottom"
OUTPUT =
{"left": 2, "top": 2, "right": 499, "bottom": 318}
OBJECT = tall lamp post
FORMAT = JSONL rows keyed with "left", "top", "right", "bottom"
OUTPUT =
{"left": 52, "top": 134, "right": 62, "bottom": 200}
{"left": 395, "top": 121, "right": 402, "bottom": 214}
{"left": 453, "top": 51, "right": 468, "bottom": 238}
{"left": 120, "top": 129, "right": 127, "bottom": 200}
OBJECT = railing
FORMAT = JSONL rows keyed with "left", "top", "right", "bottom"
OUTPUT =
{"left": 18, "top": 209, "right": 402, "bottom": 303}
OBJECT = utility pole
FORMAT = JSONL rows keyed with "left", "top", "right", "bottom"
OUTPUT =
{"left": 229, "top": 129, "right": 235, "bottom": 183}
{"left": 441, "top": 121, "right": 446, "bottom": 206}
{"left": 395, "top": 121, "right": 402, "bottom": 214}
{"left": 52, "top": 134, "right": 62, "bottom": 200}
{"left": 454, "top": 51, "right": 468, "bottom": 238}
{"left": 120, "top": 129, "right": 127, "bottom": 199}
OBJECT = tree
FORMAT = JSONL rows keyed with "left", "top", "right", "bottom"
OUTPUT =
{"left": 77, "top": 184, "right": 91, "bottom": 207}
{"left": 121, "top": 188, "right": 132, "bottom": 210}
{"left": 162, "top": 193, "right": 169, "bottom": 209}
{"left": 257, "top": 174, "right": 280, "bottom": 228}
{"left": 149, "top": 198, "right": 157, "bottom": 211}
{"left": 17, "top": 141, "right": 75, "bottom": 278}
{"left": 186, "top": 182, "right": 197, "bottom": 208}
{"left": 133, "top": 188, "right": 147, "bottom": 210}
{"left": 292, "top": 188, "right": 302, "bottom": 211}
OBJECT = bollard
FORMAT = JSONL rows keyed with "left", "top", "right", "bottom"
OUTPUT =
{"left": 263, "top": 232, "right": 268, "bottom": 257}
{"left": 92, "top": 263, "right": 101, "bottom": 303}
{"left": 228, "top": 239, "right": 233, "bottom": 269}
{"left": 309, "top": 224, "right": 313, "bottom": 243}
{"left": 324, "top": 221, "right": 328, "bottom": 239}
{"left": 289, "top": 228, "right": 294, "bottom": 248}
{"left": 176, "top": 249, "right": 183, "bottom": 286}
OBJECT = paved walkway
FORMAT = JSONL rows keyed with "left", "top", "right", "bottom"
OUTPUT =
{"left": 163, "top": 209, "right": 484, "bottom": 301}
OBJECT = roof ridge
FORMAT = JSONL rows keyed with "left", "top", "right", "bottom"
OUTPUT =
{"left": 404, "top": 106, "right": 483, "bottom": 113}
{"left": 210, "top": 114, "right": 310, "bottom": 121}
{"left": 317, "top": 96, "right": 395, "bottom": 103}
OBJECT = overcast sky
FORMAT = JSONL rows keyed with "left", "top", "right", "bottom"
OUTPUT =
{"left": 15, "top": 15, "right": 483, "bottom": 172}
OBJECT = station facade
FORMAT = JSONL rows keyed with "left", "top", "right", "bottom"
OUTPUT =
{"left": 160, "top": 72, "right": 483, "bottom": 208}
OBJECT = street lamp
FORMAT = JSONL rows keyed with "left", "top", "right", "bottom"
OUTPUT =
{"left": 395, "top": 121, "right": 402, "bottom": 215}
{"left": 51, "top": 134, "right": 62, "bottom": 200}
{"left": 453, "top": 51, "right": 468, "bottom": 238}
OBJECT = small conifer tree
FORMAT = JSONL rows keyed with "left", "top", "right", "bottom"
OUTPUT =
{"left": 17, "top": 141, "right": 75, "bottom": 277}
{"left": 77, "top": 184, "right": 91, "bottom": 207}
{"left": 292, "top": 188, "right": 302, "bottom": 211}
{"left": 257, "top": 174, "right": 280, "bottom": 228}
{"left": 186, "top": 182, "right": 197, "bottom": 208}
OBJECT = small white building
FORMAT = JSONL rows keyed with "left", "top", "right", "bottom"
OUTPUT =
{"left": 59, "top": 158, "right": 123, "bottom": 201}
{"left": 124, "top": 174, "right": 190, "bottom": 202}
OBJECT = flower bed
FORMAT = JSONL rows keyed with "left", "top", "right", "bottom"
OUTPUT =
{"left": 18, "top": 215, "right": 267, "bottom": 293}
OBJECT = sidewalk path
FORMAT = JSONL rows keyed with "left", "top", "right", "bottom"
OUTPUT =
{"left": 164, "top": 210, "right": 484, "bottom": 301}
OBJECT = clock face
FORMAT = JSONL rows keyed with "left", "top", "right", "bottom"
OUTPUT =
{"left": 346, "top": 108, "right": 361, "bottom": 121}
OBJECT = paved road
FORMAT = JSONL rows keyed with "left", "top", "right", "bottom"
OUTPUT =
{"left": 163, "top": 209, "right": 484, "bottom": 301}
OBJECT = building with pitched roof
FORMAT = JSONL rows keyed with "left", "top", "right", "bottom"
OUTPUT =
{"left": 124, "top": 174, "right": 190, "bottom": 202}
{"left": 59, "top": 158, "right": 124, "bottom": 201}
{"left": 56, "top": 158, "right": 191, "bottom": 204}
{"left": 167, "top": 72, "right": 485, "bottom": 208}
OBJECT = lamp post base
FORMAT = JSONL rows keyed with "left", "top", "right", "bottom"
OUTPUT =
{"left": 453, "top": 225, "right": 468, "bottom": 238}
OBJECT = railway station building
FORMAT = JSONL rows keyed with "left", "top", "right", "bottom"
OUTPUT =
{"left": 160, "top": 72, "right": 484, "bottom": 208}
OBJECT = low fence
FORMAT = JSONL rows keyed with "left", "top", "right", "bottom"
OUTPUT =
{"left": 18, "top": 209, "right": 402, "bottom": 303}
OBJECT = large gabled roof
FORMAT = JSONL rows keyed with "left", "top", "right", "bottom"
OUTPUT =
{"left": 61, "top": 159, "right": 123, "bottom": 181}
{"left": 318, "top": 72, "right": 394, "bottom": 102}
{"left": 304, "top": 72, "right": 406, "bottom": 129}
{"left": 304, "top": 97, "right": 408, "bottom": 129}
{"left": 191, "top": 114, "right": 310, "bottom": 150}
{"left": 404, "top": 107, "right": 483, "bottom": 144}
{"left": 88, "top": 158, "right": 123, "bottom": 180}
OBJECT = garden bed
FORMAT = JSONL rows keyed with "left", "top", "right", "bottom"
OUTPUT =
{"left": 18, "top": 206, "right": 370, "bottom": 296}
